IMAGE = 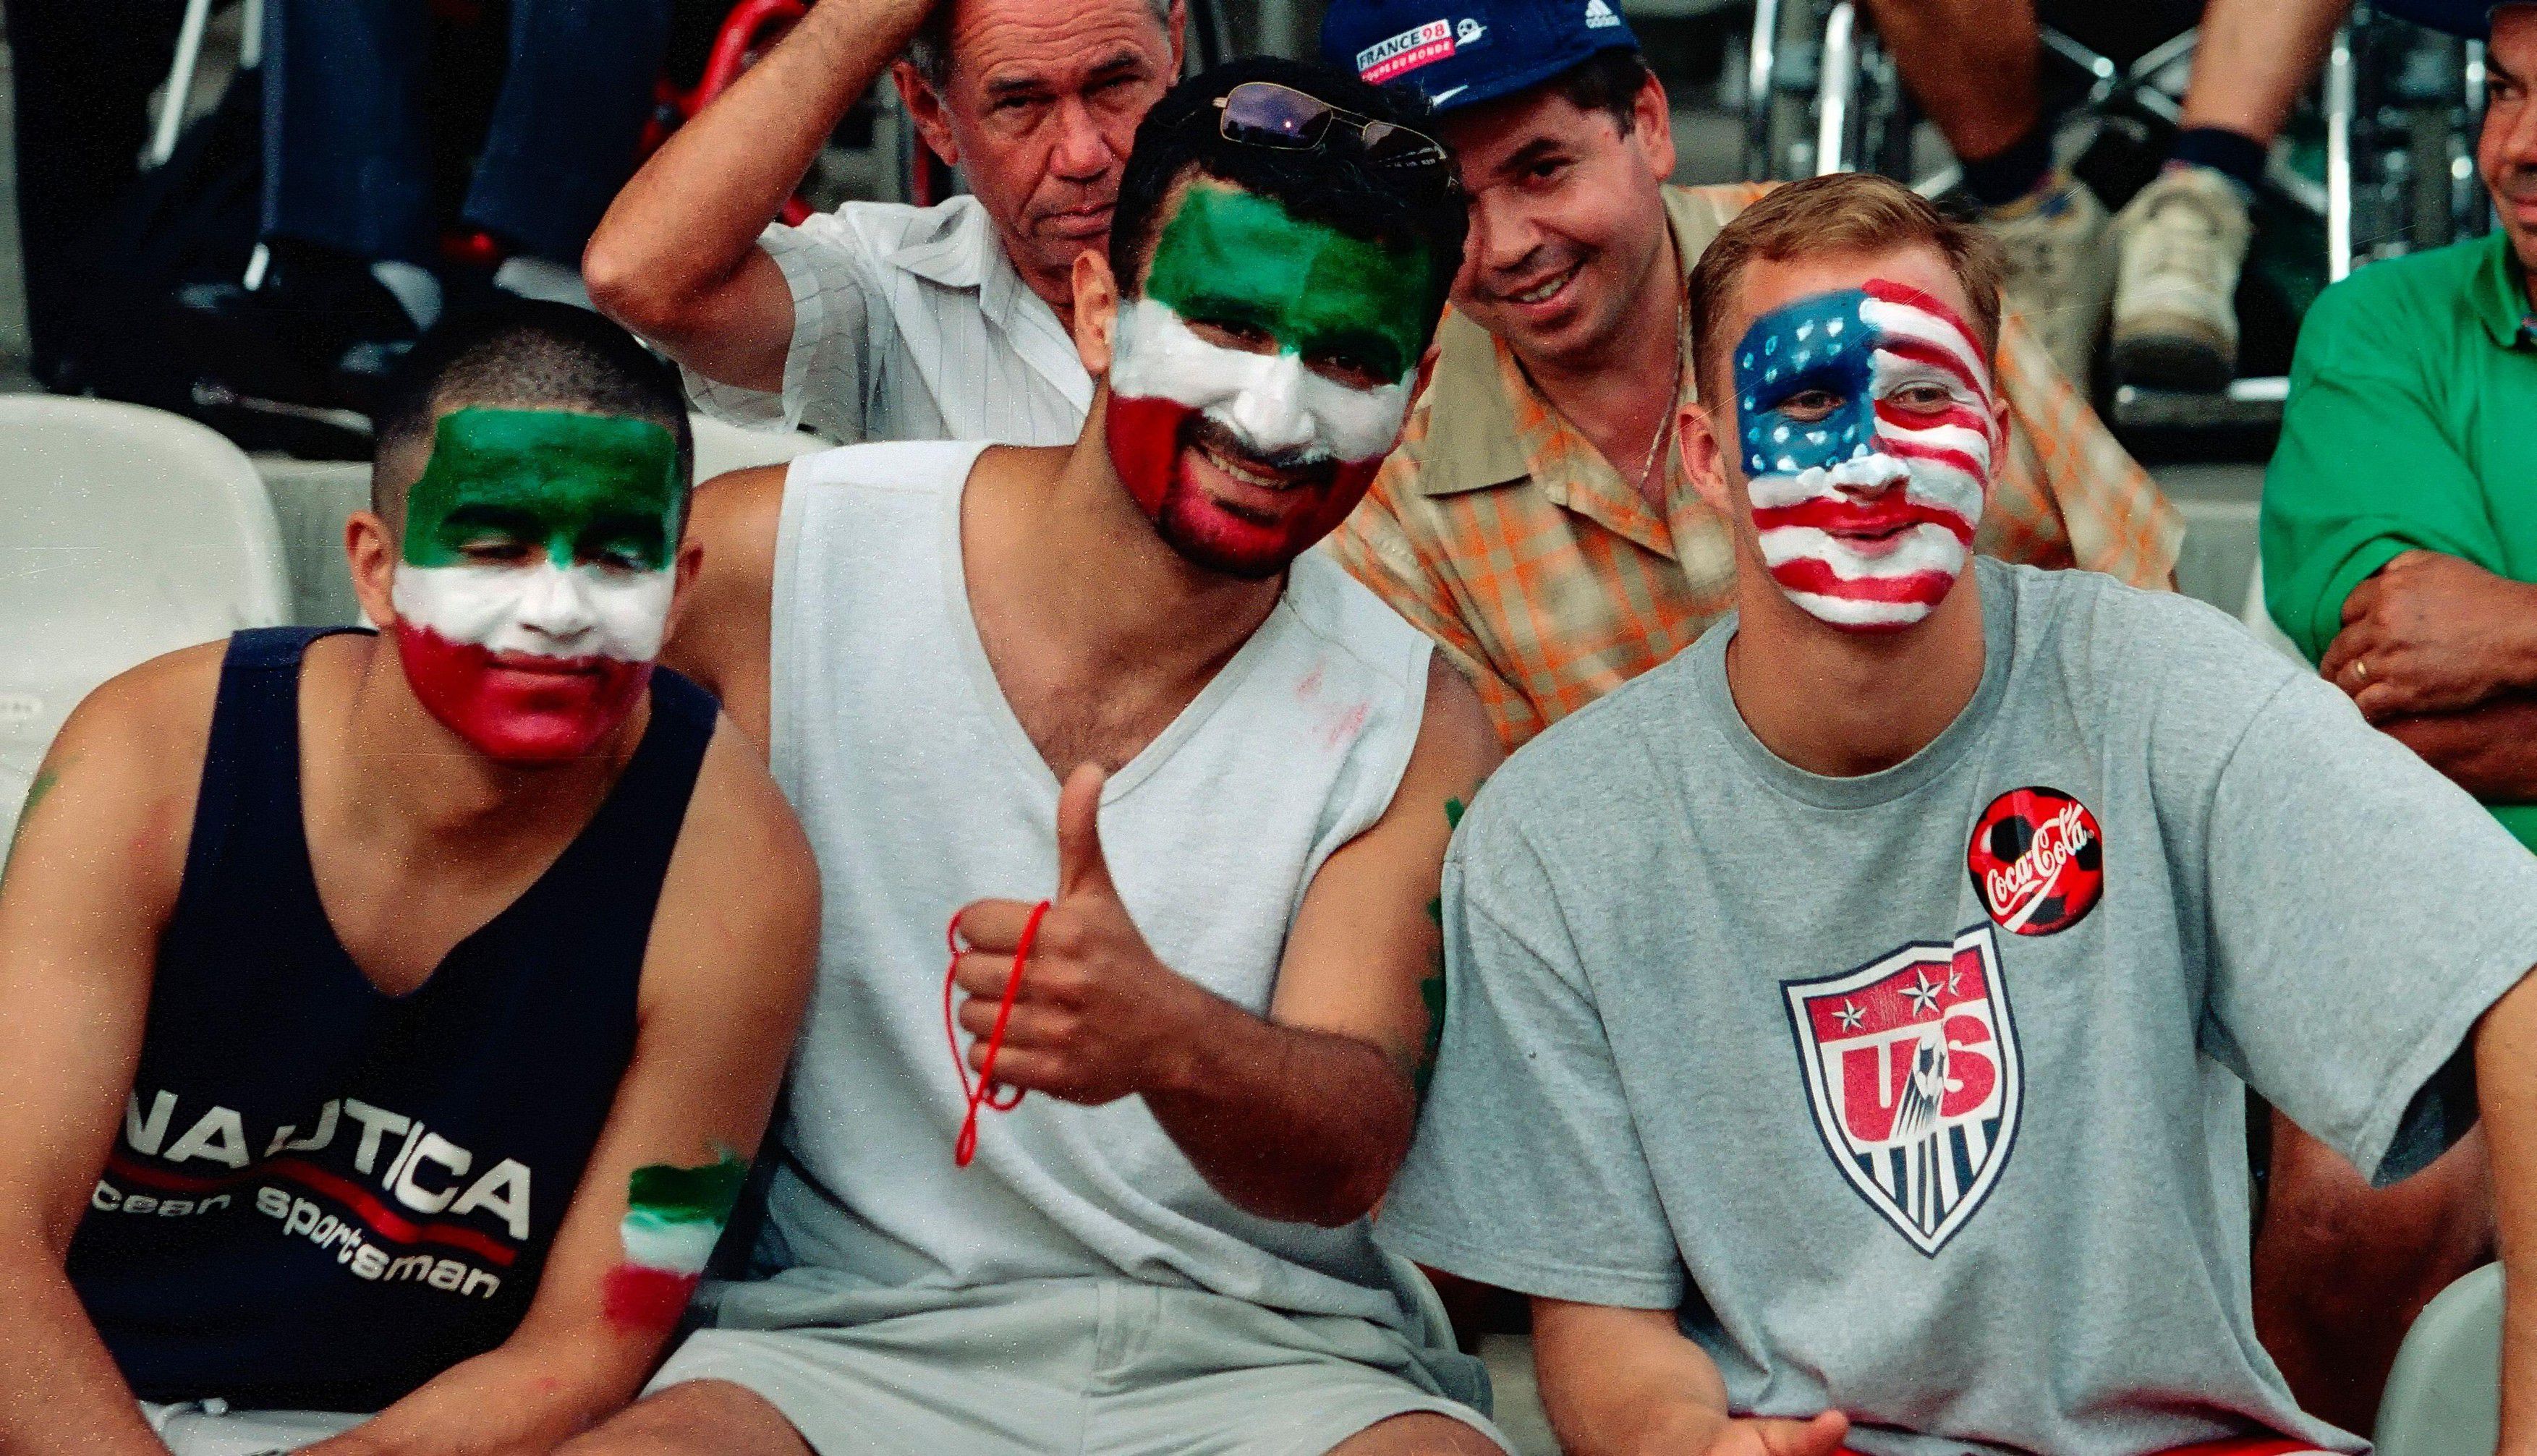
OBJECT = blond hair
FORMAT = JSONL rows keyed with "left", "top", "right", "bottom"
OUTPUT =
{"left": 1687, "top": 173, "right": 2006, "bottom": 401}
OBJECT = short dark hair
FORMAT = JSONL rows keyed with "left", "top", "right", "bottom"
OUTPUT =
{"left": 1108, "top": 56, "right": 1467, "bottom": 333}
{"left": 370, "top": 299, "right": 694, "bottom": 526}
{"left": 1545, "top": 46, "right": 1655, "bottom": 133}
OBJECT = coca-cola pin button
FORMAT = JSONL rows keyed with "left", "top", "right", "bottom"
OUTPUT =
{"left": 1968, "top": 787, "right": 2103, "bottom": 937}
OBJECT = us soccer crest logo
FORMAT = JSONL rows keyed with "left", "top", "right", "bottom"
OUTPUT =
{"left": 1968, "top": 786, "right": 2104, "bottom": 936}
{"left": 1784, "top": 924, "right": 2022, "bottom": 1255}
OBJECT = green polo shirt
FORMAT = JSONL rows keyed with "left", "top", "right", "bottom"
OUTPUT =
{"left": 2262, "top": 228, "right": 2537, "bottom": 850}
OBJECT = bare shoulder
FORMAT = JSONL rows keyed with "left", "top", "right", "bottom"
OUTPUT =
{"left": 1333, "top": 655, "right": 1500, "bottom": 852}
{"left": 11, "top": 640, "right": 231, "bottom": 896}
{"left": 47, "top": 642, "right": 228, "bottom": 799}
{"left": 665, "top": 464, "right": 790, "bottom": 725}
{"left": 689, "top": 463, "right": 791, "bottom": 563}
{"left": 647, "top": 711, "right": 819, "bottom": 1005}
{"left": 682, "top": 464, "right": 790, "bottom": 619}
{"left": 1413, "top": 654, "right": 1505, "bottom": 788}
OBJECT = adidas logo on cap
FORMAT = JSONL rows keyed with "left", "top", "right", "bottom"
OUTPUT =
{"left": 1584, "top": 0, "right": 1622, "bottom": 26}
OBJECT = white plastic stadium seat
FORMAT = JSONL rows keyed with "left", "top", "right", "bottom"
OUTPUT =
{"left": 2374, "top": 1261, "right": 2502, "bottom": 1456}
{"left": 690, "top": 415, "right": 830, "bottom": 484}
{"left": 0, "top": 398, "right": 290, "bottom": 846}
{"left": 2240, "top": 558, "right": 2308, "bottom": 665}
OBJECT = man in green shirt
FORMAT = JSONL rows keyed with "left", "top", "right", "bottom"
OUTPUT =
{"left": 2256, "top": 0, "right": 2537, "bottom": 1427}
{"left": 2265, "top": 4, "right": 2537, "bottom": 855}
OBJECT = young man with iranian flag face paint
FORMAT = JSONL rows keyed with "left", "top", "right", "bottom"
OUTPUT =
{"left": 587, "top": 61, "right": 1520, "bottom": 1456}
{"left": 388, "top": 406, "right": 684, "bottom": 762}
{"left": 0, "top": 306, "right": 817, "bottom": 1456}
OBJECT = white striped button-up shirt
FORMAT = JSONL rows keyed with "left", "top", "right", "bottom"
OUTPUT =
{"left": 686, "top": 195, "right": 1092, "bottom": 447}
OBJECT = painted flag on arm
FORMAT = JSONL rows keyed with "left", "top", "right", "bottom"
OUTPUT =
{"left": 604, "top": 1150, "right": 749, "bottom": 1332}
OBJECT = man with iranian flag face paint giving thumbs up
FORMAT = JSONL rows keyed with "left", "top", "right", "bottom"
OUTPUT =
{"left": 578, "top": 56, "right": 1510, "bottom": 1456}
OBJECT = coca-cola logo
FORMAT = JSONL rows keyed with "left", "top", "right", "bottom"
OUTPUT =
{"left": 1967, "top": 788, "right": 2103, "bottom": 936}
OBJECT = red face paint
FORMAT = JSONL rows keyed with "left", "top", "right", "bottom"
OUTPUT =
{"left": 1104, "top": 393, "right": 1383, "bottom": 582}
{"left": 391, "top": 623, "right": 655, "bottom": 764}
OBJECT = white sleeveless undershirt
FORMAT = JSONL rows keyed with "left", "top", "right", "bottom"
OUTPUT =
{"left": 755, "top": 440, "right": 1435, "bottom": 1327}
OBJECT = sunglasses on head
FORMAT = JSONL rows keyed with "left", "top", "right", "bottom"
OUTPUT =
{"left": 1208, "top": 82, "right": 1457, "bottom": 195}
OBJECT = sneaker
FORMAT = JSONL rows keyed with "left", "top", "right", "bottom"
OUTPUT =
{"left": 171, "top": 242, "right": 436, "bottom": 416}
{"left": 1981, "top": 171, "right": 2115, "bottom": 394}
{"left": 2109, "top": 164, "right": 2251, "bottom": 393}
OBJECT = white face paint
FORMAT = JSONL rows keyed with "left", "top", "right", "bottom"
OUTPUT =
{"left": 1108, "top": 298, "right": 1413, "bottom": 464}
{"left": 391, "top": 561, "right": 673, "bottom": 663}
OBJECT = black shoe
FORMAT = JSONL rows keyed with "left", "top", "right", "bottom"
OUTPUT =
{"left": 171, "top": 241, "right": 428, "bottom": 417}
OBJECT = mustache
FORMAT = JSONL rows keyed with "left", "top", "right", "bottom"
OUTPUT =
{"left": 1184, "top": 412, "right": 1338, "bottom": 480}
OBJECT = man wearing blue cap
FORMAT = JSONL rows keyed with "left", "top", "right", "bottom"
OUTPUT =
{"left": 2259, "top": 0, "right": 2537, "bottom": 1429}
{"left": 1316, "top": 0, "right": 2178, "bottom": 757}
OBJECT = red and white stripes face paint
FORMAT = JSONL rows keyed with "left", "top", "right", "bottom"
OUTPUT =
{"left": 1730, "top": 280, "right": 1997, "bottom": 631}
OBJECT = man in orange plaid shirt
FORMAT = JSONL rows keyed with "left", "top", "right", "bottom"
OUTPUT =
{"left": 1319, "top": 2, "right": 2181, "bottom": 750}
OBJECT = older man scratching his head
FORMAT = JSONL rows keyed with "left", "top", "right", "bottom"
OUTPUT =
{"left": 586, "top": 0, "right": 1182, "bottom": 448}
{"left": 1316, "top": 0, "right": 2184, "bottom": 754}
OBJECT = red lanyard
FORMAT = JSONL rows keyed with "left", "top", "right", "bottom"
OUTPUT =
{"left": 940, "top": 901, "right": 1051, "bottom": 1167}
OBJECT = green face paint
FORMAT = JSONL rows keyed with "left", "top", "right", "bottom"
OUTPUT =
{"left": 402, "top": 408, "right": 682, "bottom": 574}
{"left": 1137, "top": 185, "right": 1438, "bottom": 386}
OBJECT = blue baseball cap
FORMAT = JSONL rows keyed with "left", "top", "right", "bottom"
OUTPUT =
{"left": 1318, "top": 0, "right": 1641, "bottom": 115}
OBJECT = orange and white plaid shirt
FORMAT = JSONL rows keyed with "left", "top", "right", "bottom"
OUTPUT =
{"left": 1328, "top": 184, "right": 2184, "bottom": 750}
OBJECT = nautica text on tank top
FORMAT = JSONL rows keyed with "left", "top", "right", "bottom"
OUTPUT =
{"left": 752, "top": 440, "right": 1435, "bottom": 1324}
{"left": 67, "top": 628, "right": 718, "bottom": 1411}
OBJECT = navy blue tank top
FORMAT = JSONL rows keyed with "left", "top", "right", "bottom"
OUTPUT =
{"left": 67, "top": 627, "right": 718, "bottom": 1411}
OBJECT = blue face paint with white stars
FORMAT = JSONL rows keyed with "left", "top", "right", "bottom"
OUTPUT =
{"left": 1733, "top": 289, "right": 1878, "bottom": 481}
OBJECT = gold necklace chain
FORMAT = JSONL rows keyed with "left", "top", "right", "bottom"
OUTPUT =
{"left": 1634, "top": 290, "right": 1689, "bottom": 501}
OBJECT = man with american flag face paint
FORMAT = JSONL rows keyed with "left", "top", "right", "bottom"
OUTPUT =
{"left": 1730, "top": 278, "right": 2002, "bottom": 631}
{"left": 1378, "top": 174, "right": 2537, "bottom": 1456}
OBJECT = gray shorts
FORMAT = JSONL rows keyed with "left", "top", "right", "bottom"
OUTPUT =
{"left": 647, "top": 1277, "right": 1510, "bottom": 1456}
{"left": 138, "top": 1402, "right": 364, "bottom": 1456}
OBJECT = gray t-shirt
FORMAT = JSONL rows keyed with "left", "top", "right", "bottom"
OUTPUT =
{"left": 1380, "top": 558, "right": 2537, "bottom": 1456}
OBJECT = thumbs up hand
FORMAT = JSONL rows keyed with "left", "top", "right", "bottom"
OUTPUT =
{"left": 950, "top": 764, "right": 1207, "bottom": 1106}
